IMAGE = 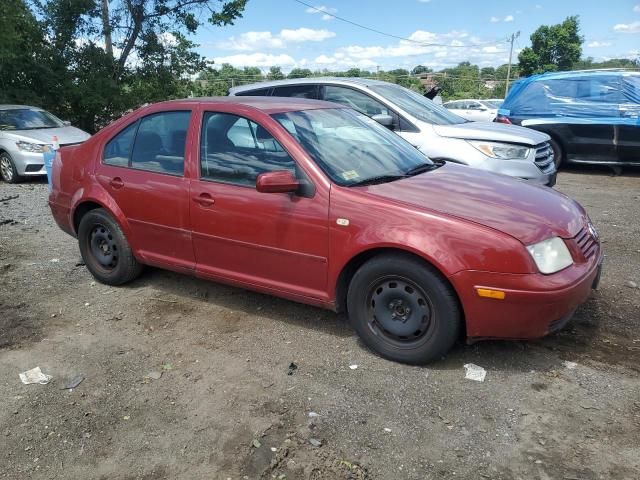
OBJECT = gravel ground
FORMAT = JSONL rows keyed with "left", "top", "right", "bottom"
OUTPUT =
{"left": 1, "top": 168, "right": 639, "bottom": 480}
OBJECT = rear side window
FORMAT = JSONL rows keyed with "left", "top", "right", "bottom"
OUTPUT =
{"left": 104, "top": 123, "right": 137, "bottom": 167}
{"left": 272, "top": 84, "right": 318, "bottom": 99}
{"left": 323, "top": 85, "right": 390, "bottom": 116}
{"left": 235, "top": 88, "right": 271, "bottom": 96}
{"left": 130, "top": 111, "right": 191, "bottom": 175}
{"left": 200, "top": 112, "right": 296, "bottom": 187}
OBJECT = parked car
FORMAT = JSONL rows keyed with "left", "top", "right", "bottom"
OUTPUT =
{"left": 495, "top": 70, "right": 640, "bottom": 168}
{"left": 0, "top": 105, "right": 90, "bottom": 183}
{"left": 229, "top": 78, "right": 556, "bottom": 186}
{"left": 443, "top": 99, "right": 500, "bottom": 122}
{"left": 49, "top": 97, "right": 602, "bottom": 364}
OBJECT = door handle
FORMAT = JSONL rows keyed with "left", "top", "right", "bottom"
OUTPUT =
{"left": 193, "top": 193, "right": 215, "bottom": 207}
{"left": 109, "top": 177, "right": 124, "bottom": 189}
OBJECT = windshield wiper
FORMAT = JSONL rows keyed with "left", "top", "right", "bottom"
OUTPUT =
{"left": 349, "top": 173, "right": 407, "bottom": 187}
{"left": 403, "top": 163, "right": 439, "bottom": 177}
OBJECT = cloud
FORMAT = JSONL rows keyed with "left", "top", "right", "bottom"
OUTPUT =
{"left": 634, "top": 4, "right": 640, "bottom": 13}
{"left": 217, "top": 28, "right": 335, "bottom": 51}
{"left": 490, "top": 16, "right": 500, "bottom": 23}
{"left": 613, "top": 21, "right": 640, "bottom": 33}
{"left": 491, "top": 15, "right": 514, "bottom": 23}
{"left": 305, "top": 5, "right": 337, "bottom": 21}
{"left": 504, "top": 15, "right": 514, "bottom": 22}
{"left": 586, "top": 40, "right": 613, "bottom": 48}
{"left": 304, "top": 30, "right": 512, "bottom": 71}
{"left": 280, "top": 28, "right": 335, "bottom": 42}
{"left": 210, "top": 53, "right": 297, "bottom": 68}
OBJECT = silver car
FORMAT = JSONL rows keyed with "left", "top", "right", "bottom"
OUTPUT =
{"left": 0, "top": 105, "right": 91, "bottom": 183}
{"left": 229, "top": 78, "right": 556, "bottom": 186}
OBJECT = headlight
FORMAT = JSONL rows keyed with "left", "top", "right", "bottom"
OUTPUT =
{"left": 468, "top": 141, "right": 530, "bottom": 160}
{"left": 16, "top": 141, "right": 50, "bottom": 153}
{"left": 526, "top": 237, "right": 573, "bottom": 274}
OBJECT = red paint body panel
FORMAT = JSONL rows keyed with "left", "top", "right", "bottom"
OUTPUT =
{"left": 49, "top": 97, "right": 601, "bottom": 341}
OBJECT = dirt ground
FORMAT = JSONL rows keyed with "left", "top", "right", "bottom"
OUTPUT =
{"left": 1, "top": 167, "right": 639, "bottom": 480}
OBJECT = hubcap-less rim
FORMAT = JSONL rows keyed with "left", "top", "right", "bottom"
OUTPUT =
{"left": 0, "top": 156, "right": 13, "bottom": 181}
{"left": 366, "top": 276, "right": 434, "bottom": 344}
{"left": 89, "top": 224, "right": 118, "bottom": 270}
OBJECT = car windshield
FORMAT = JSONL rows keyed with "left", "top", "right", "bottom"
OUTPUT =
{"left": 0, "top": 108, "right": 64, "bottom": 131}
{"left": 369, "top": 84, "right": 466, "bottom": 125}
{"left": 272, "top": 108, "right": 437, "bottom": 187}
{"left": 482, "top": 100, "right": 502, "bottom": 108}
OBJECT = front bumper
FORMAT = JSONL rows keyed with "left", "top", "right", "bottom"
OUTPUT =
{"left": 478, "top": 155, "right": 556, "bottom": 186}
{"left": 11, "top": 150, "right": 46, "bottom": 176}
{"left": 450, "top": 254, "right": 603, "bottom": 339}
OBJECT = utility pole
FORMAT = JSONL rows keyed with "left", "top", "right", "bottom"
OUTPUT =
{"left": 504, "top": 31, "right": 520, "bottom": 98}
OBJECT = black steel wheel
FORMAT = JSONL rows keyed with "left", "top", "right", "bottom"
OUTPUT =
{"left": 78, "top": 208, "right": 142, "bottom": 285}
{"left": 347, "top": 253, "right": 461, "bottom": 364}
{"left": 549, "top": 137, "right": 564, "bottom": 169}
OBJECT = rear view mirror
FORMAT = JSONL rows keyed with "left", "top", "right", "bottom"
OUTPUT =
{"left": 371, "top": 114, "right": 394, "bottom": 129}
{"left": 256, "top": 170, "right": 300, "bottom": 194}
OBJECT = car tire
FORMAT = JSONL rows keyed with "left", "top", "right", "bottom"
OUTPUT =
{"left": 549, "top": 138, "right": 564, "bottom": 169}
{"left": 78, "top": 208, "right": 143, "bottom": 286}
{"left": 346, "top": 253, "right": 462, "bottom": 364}
{"left": 0, "top": 152, "right": 21, "bottom": 183}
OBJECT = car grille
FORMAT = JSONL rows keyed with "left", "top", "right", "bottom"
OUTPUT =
{"left": 574, "top": 225, "right": 598, "bottom": 260}
{"left": 534, "top": 143, "right": 555, "bottom": 173}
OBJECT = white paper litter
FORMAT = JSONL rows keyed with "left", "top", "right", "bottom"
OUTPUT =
{"left": 463, "top": 363, "right": 486, "bottom": 382}
{"left": 349, "top": 364, "right": 358, "bottom": 370}
{"left": 563, "top": 361, "right": 577, "bottom": 369}
{"left": 19, "top": 367, "right": 53, "bottom": 385}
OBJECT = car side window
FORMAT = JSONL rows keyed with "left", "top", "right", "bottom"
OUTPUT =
{"left": 272, "top": 84, "right": 318, "bottom": 99}
{"left": 323, "top": 85, "right": 390, "bottom": 116}
{"left": 235, "top": 87, "right": 271, "bottom": 96}
{"left": 104, "top": 122, "right": 137, "bottom": 167}
{"left": 200, "top": 112, "right": 296, "bottom": 187}
{"left": 130, "top": 111, "right": 191, "bottom": 176}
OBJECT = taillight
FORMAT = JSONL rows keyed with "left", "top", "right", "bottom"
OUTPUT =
{"left": 494, "top": 115, "right": 512, "bottom": 125}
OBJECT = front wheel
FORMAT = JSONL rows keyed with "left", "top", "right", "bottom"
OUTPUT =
{"left": 78, "top": 208, "right": 143, "bottom": 285}
{"left": 550, "top": 138, "right": 564, "bottom": 169}
{"left": 347, "top": 254, "right": 462, "bottom": 364}
{"left": 0, "top": 152, "right": 21, "bottom": 183}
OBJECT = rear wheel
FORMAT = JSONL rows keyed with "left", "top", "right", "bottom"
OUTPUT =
{"left": 346, "top": 254, "right": 462, "bottom": 364}
{"left": 549, "top": 138, "right": 564, "bottom": 169}
{"left": 78, "top": 208, "right": 142, "bottom": 285}
{"left": 0, "top": 152, "right": 20, "bottom": 183}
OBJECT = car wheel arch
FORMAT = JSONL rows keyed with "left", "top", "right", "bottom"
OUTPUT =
{"left": 72, "top": 198, "right": 135, "bottom": 246}
{"left": 334, "top": 247, "right": 465, "bottom": 333}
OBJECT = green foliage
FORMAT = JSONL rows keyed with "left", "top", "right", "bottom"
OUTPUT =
{"left": 267, "top": 66, "right": 285, "bottom": 80}
{"left": 518, "top": 16, "right": 583, "bottom": 76}
{"left": 411, "top": 65, "right": 431, "bottom": 75}
{"left": 288, "top": 68, "right": 313, "bottom": 78}
{"left": 2, "top": 0, "right": 247, "bottom": 132}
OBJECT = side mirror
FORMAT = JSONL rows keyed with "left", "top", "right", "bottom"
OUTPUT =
{"left": 371, "top": 114, "right": 394, "bottom": 129}
{"left": 62, "top": 120, "right": 72, "bottom": 126}
{"left": 478, "top": 107, "right": 488, "bottom": 112}
{"left": 256, "top": 170, "right": 300, "bottom": 194}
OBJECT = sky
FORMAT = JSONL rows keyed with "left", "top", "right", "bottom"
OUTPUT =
{"left": 191, "top": 0, "right": 640, "bottom": 73}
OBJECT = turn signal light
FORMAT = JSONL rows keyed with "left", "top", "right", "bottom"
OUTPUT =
{"left": 476, "top": 288, "right": 506, "bottom": 300}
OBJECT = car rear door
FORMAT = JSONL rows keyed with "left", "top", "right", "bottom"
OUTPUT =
{"left": 189, "top": 106, "right": 330, "bottom": 300}
{"left": 96, "top": 109, "right": 195, "bottom": 272}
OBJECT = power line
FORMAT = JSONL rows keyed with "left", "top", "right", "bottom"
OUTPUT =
{"left": 293, "top": 0, "right": 499, "bottom": 49}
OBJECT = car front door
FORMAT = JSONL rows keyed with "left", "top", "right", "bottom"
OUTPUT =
{"left": 95, "top": 110, "right": 195, "bottom": 272}
{"left": 189, "top": 107, "right": 329, "bottom": 301}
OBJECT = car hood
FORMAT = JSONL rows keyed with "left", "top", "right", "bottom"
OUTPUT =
{"left": 357, "top": 163, "right": 585, "bottom": 245}
{"left": 433, "top": 121, "right": 549, "bottom": 145}
{"left": 4, "top": 126, "right": 91, "bottom": 145}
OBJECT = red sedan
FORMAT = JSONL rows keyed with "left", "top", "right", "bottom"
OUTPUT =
{"left": 49, "top": 97, "right": 603, "bottom": 364}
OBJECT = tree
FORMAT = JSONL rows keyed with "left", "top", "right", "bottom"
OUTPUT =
{"left": 288, "top": 68, "right": 313, "bottom": 78}
{"left": 267, "top": 66, "right": 285, "bottom": 80}
{"left": 518, "top": 16, "right": 583, "bottom": 76}
{"left": 411, "top": 65, "right": 431, "bottom": 75}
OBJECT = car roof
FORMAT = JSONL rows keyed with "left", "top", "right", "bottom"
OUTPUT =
{"left": 0, "top": 105, "right": 43, "bottom": 111}
{"left": 229, "top": 77, "right": 395, "bottom": 95}
{"left": 152, "top": 96, "right": 341, "bottom": 114}
{"left": 527, "top": 69, "right": 640, "bottom": 82}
